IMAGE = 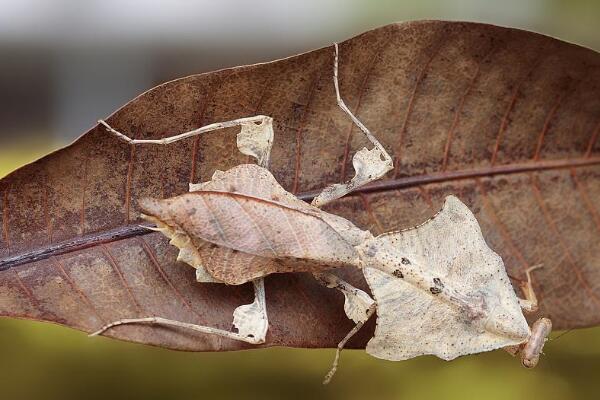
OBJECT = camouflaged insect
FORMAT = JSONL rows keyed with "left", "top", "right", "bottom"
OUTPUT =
{"left": 93, "top": 43, "right": 552, "bottom": 384}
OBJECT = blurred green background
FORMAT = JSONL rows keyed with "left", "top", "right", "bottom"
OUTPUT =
{"left": 1, "top": 1, "right": 599, "bottom": 399}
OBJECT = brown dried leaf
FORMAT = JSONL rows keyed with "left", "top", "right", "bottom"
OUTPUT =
{"left": 1, "top": 21, "right": 599, "bottom": 352}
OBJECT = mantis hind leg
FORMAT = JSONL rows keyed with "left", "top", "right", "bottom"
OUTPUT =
{"left": 98, "top": 115, "right": 271, "bottom": 147}
{"left": 90, "top": 278, "right": 269, "bottom": 345}
{"left": 89, "top": 315, "right": 265, "bottom": 345}
{"left": 230, "top": 278, "right": 268, "bottom": 343}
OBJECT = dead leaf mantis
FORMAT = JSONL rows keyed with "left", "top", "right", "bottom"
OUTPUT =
{"left": 92, "top": 43, "right": 552, "bottom": 383}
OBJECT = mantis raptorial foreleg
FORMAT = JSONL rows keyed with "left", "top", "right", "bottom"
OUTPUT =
{"left": 504, "top": 265, "right": 551, "bottom": 367}
{"left": 517, "top": 264, "right": 543, "bottom": 313}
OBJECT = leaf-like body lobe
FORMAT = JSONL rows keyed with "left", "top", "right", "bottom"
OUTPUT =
{"left": 362, "top": 196, "right": 529, "bottom": 361}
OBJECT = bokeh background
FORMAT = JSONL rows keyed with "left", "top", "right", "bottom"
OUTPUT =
{"left": 1, "top": 1, "right": 599, "bottom": 399}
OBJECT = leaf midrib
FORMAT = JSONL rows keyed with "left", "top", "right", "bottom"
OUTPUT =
{"left": 2, "top": 155, "right": 598, "bottom": 271}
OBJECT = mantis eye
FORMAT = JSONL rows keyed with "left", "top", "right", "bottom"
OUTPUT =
{"left": 520, "top": 318, "right": 552, "bottom": 368}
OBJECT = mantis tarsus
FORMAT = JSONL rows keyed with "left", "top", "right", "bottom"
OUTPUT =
{"left": 92, "top": 43, "right": 551, "bottom": 384}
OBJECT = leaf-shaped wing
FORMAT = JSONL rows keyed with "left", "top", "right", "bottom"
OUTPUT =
{"left": 189, "top": 164, "right": 305, "bottom": 205}
{"left": 362, "top": 196, "right": 529, "bottom": 361}
{"left": 140, "top": 165, "right": 363, "bottom": 284}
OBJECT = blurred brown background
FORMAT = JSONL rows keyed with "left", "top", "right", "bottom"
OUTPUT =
{"left": 1, "top": 1, "right": 599, "bottom": 399}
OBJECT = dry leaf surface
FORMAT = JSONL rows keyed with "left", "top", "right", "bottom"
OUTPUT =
{"left": 1, "top": 21, "right": 599, "bottom": 351}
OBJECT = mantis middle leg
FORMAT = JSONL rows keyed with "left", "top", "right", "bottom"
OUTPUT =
{"left": 310, "top": 42, "right": 395, "bottom": 383}
{"left": 311, "top": 42, "right": 393, "bottom": 208}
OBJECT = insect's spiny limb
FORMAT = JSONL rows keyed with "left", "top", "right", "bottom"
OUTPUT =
{"left": 323, "top": 302, "right": 377, "bottom": 385}
{"left": 88, "top": 316, "right": 264, "bottom": 345}
{"left": 518, "top": 264, "right": 543, "bottom": 313}
{"left": 333, "top": 43, "right": 392, "bottom": 164}
{"left": 311, "top": 44, "right": 393, "bottom": 207}
{"left": 98, "top": 115, "right": 270, "bottom": 145}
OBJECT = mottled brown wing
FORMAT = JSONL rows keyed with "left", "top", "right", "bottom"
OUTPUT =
{"left": 139, "top": 190, "right": 360, "bottom": 277}
{"left": 189, "top": 164, "right": 302, "bottom": 204}
{"left": 196, "top": 164, "right": 371, "bottom": 284}
{"left": 145, "top": 164, "right": 369, "bottom": 285}
{"left": 200, "top": 245, "right": 332, "bottom": 285}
